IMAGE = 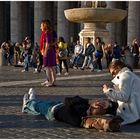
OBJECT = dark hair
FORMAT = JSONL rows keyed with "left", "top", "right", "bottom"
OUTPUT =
{"left": 87, "top": 37, "right": 91, "bottom": 41}
{"left": 102, "top": 41, "right": 105, "bottom": 45}
{"left": 41, "top": 19, "right": 47, "bottom": 24}
{"left": 108, "top": 60, "right": 133, "bottom": 72}
{"left": 41, "top": 19, "right": 51, "bottom": 30}
{"left": 59, "top": 36, "right": 65, "bottom": 43}
{"left": 95, "top": 37, "right": 101, "bottom": 43}
{"left": 46, "top": 19, "right": 51, "bottom": 26}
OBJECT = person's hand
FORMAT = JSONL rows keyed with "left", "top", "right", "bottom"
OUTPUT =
{"left": 87, "top": 100, "right": 110, "bottom": 115}
{"left": 103, "top": 84, "right": 109, "bottom": 93}
{"left": 90, "top": 100, "right": 110, "bottom": 109}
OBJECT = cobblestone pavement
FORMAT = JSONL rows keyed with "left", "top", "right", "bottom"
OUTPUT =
{"left": 0, "top": 66, "right": 140, "bottom": 138}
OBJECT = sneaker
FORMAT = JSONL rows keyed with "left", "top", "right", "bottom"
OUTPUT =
{"left": 64, "top": 72, "right": 69, "bottom": 76}
{"left": 28, "top": 88, "right": 36, "bottom": 100}
{"left": 33, "top": 68, "right": 39, "bottom": 74}
{"left": 80, "top": 67, "right": 84, "bottom": 70}
{"left": 22, "top": 93, "right": 29, "bottom": 113}
{"left": 73, "top": 66, "right": 78, "bottom": 69}
{"left": 56, "top": 72, "right": 61, "bottom": 76}
{"left": 96, "top": 69, "right": 102, "bottom": 72}
{"left": 21, "top": 70, "right": 28, "bottom": 72}
{"left": 33, "top": 71, "right": 39, "bottom": 74}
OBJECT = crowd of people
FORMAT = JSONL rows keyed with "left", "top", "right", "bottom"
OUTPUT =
{"left": 0, "top": 37, "right": 34, "bottom": 71}
{"left": 1, "top": 18, "right": 140, "bottom": 132}
{"left": 0, "top": 20, "right": 140, "bottom": 75}
{"left": 70, "top": 37, "right": 140, "bottom": 72}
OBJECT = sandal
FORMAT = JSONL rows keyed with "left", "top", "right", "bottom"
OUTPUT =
{"left": 52, "top": 83, "right": 56, "bottom": 87}
{"left": 45, "top": 84, "right": 53, "bottom": 87}
{"left": 41, "top": 81, "right": 49, "bottom": 86}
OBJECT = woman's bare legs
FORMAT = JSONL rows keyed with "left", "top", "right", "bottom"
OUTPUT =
{"left": 51, "top": 66, "right": 56, "bottom": 85}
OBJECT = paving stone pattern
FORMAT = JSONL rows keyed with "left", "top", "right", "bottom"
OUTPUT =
{"left": 0, "top": 66, "right": 140, "bottom": 138}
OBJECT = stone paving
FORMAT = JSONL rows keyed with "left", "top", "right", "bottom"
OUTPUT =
{"left": 0, "top": 66, "right": 140, "bottom": 138}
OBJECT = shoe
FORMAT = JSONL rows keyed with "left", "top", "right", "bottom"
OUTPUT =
{"left": 64, "top": 72, "right": 69, "bottom": 76}
{"left": 21, "top": 70, "right": 28, "bottom": 72}
{"left": 96, "top": 69, "right": 102, "bottom": 72}
{"left": 80, "top": 67, "right": 84, "bottom": 70}
{"left": 28, "top": 88, "right": 36, "bottom": 100}
{"left": 22, "top": 93, "right": 29, "bottom": 113}
{"left": 73, "top": 66, "right": 78, "bottom": 69}
{"left": 85, "top": 66, "right": 90, "bottom": 69}
{"left": 33, "top": 71, "right": 39, "bottom": 74}
{"left": 41, "top": 81, "right": 49, "bottom": 86}
{"left": 56, "top": 72, "right": 61, "bottom": 76}
{"left": 44, "top": 83, "right": 54, "bottom": 87}
{"left": 33, "top": 69, "right": 39, "bottom": 74}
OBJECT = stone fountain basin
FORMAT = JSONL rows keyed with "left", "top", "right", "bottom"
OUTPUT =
{"left": 64, "top": 8, "right": 127, "bottom": 23}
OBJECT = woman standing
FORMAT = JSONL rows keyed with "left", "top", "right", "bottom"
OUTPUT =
{"left": 131, "top": 38, "right": 140, "bottom": 67}
{"left": 103, "top": 60, "right": 140, "bottom": 125}
{"left": 37, "top": 20, "right": 47, "bottom": 74}
{"left": 43, "top": 20, "right": 57, "bottom": 87}
{"left": 94, "top": 37, "right": 103, "bottom": 71}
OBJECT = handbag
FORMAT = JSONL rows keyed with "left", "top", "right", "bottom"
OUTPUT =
{"left": 81, "top": 115, "right": 123, "bottom": 132}
{"left": 58, "top": 48, "right": 68, "bottom": 58}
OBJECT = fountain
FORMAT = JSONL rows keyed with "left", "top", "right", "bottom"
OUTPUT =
{"left": 64, "top": 1, "right": 127, "bottom": 46}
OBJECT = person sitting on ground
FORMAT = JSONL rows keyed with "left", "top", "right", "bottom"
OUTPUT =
{"left": 22, "top": 88, "right": 120, "bottom": 131}
{"left": 102, "top": 60, "right": 140, "bottom": 125}
{"left": 80, "top": 37, "right": 95, "bottom": 70}
{"left": 72, "top": 40, "right": 83, "bottom": 68}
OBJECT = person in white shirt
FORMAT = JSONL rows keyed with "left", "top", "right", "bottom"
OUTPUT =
{"left": 72, "top": 40, "right": 83, "bottom": 68}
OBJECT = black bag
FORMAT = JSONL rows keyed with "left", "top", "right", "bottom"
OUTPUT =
{"left": 58, "top": 48, "right": 68, "bottom": 58}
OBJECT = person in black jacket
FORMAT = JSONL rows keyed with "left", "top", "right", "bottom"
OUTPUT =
{"left": 22, "top": 88, "right": 118, "bottom": 127}
{"left": 80, "top": 37, "right": 95, "bottom": 70}
{"left": 131, "top": 38, "right": 140, "bottom": 67}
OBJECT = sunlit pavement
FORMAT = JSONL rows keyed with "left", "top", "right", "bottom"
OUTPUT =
{"left": 0, "top": 66, "right": 140, "bottom": 138}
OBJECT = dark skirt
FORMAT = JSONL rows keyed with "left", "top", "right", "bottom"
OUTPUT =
{"left": 43, "top": 47, "right": 56, "bottom": 67}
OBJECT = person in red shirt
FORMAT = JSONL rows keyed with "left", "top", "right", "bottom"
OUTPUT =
{"left": 36, "top": 19, "right": 47, "bottom": 74}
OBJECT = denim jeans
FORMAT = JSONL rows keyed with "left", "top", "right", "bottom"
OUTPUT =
{"left": 73, "top": 55, "right": 82, "bottom": 66}
{"left": 82, "top": 55, "right": 94, "bottom": 68}
{"left": 24, "top": 100, "right": 63, "bottom": 120}
{"left": 55, "top": 64, "right": 60, "bottom": 73}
